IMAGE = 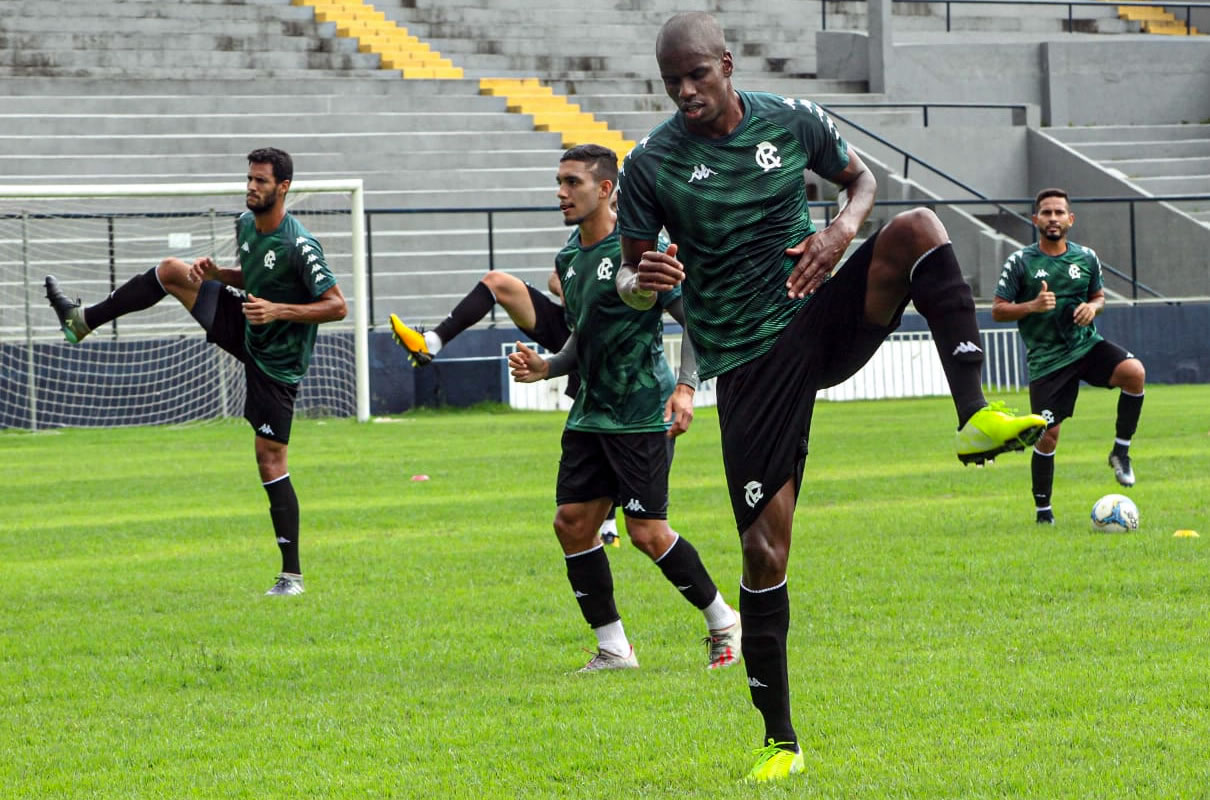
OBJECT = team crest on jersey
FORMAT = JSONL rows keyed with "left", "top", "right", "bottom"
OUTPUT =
{"left": 755, "top": 142, "right": 781, "bottom": 172}
{"left": 263, "top": 250, "right": 276, "bottom": 270}
{"left": 1068, "top": 264, "right": 1081, "bottom": 280}
{"left": 596, "top": 257, "right": 614, "bottom": 281}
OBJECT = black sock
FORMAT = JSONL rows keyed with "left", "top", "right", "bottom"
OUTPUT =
{"left": 654, "top": 535, "right": 718, "bottom": 609}
{"left": 1032, "top": 449, "right": 1055, "bottom": 509}
{"left": 908, "top": 244, "right": 986, "bottom": 427}
{"left": 83, "top": 267, "right": 168, "bottom": 330}
{"left": 566, "top": 546, "right": 619, "bottom": 628}
{"left": 740, "top": 582, "right": 796, "bottom": 747}
{"left": 1115, "top": 391, "right": 1144, "bottom": 445}
{"left": 264, "top": 475, "right": 300, "bottom": 575}
{"left": 433, "top": 281, "right": 495, "bottom": 345}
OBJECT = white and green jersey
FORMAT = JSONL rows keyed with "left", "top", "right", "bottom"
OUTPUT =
{"left": 555, "top": 228, "right": 678, "bottom": 434}
{"left": 236, "top": 211, "right": 337, "bottom": 384}
{"left": 996, "top": 240, "right": 1104, "bottom": 379}
{"left": 617, "top": 90, "right": 850, "bottom": 379}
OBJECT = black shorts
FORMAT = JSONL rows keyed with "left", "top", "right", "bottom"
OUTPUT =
{"left": 1029, "top": 339, "right": 1134, "bottom": 428}
{"left": 555, "top": 429, "right": 674, "bottom": 519}
{"left": 518, "top": 283, "right": 580, "bottom": 400}
{"left": 716, "top": 232, "right": 907, "bottom": 532}
{"left": 190, "top": 280, "right": 299, "bottom": 444}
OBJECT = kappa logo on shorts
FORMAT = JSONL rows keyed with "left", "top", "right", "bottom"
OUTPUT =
{"left": 223, "top": 285, "right": 247, "bottom": 300}
{"left": 1041, "top": 409, "right": 1055, "bottom": 425}
{"left": 743, "top": 480, "right": 764, "bottom": 509}
{"left": 952, "top": 340, "right": 983, "bottom": 356}
{"left": 258, "top": 423, "right": 275, "bottom": 437}
{"left": 624, "top": 498, "right": 646, "bottom": 513}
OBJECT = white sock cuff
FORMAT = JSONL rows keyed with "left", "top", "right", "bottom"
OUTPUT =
{"left": 565, "top": 543, "right": 604, "bottom": 559}
{"left": 740, "top": 577, "right": 788, "bottom": 594}
{"left": 1114, "top": 437, "right": 1131, "bottom": 447}
{"left": 653, "top": 533, "right": 681, "bottom": 563}
{"left": 262, "top": 472, "right": 291, "bottom": 487}
{"left": 1121, "top": 389, "right": 1144, "bottom": 398}
{"left": 1035, "top": 505, "right": 1052, "bottom": 512}
{"left": 907, "top": 240, "right": 953, "bottom": 282}
{"left": 1033, "top": 447, "right": 1055, "bottom": 457}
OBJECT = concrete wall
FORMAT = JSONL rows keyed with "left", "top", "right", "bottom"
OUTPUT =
{"left": 818, "top": 33, "right": 1210, "bottom": 126}
{"left": 1028, "top": 130, "right": 1210, "bottom": 297}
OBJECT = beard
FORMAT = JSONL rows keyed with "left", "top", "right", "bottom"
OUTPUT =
{"left": 246, "top": 193, "right": 275, "bottom": 214}
{"left": 1042, "top": 228, "right": 1065, "bottom": 241}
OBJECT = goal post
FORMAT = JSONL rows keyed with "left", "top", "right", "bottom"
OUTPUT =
{"left": 0, "top": 179, "right": 369, "bottom": 431}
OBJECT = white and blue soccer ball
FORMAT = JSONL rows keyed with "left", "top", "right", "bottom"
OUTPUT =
{"left": 1090, "top": 493, "right": 1140, "bottom": 532}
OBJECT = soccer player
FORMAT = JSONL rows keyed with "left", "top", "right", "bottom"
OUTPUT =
{"left": 992, "top": 188, "right": 1146, "bottom": 524}
{"left": 44, "top": 147, "right": 346, "bottom": 596}
{"left": 614, "top": 12, "right": 1048, "bottom": 782}
{"left": 508, "top": 143, "right": 741, "bottom": 672}
{"left": 386, "top": 199, "right": 628, "bottom": 543}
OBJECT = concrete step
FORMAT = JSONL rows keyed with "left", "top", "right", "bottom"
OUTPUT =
{"left": 548, "top": 77, "right": 870, "bottom": 96}
{"left": 1067, "top": 139, "right": 1210, "bottom": 159}
{"left": 1131, "top": 174, "right": 1210, "bottom": 194}
{"left": 0, "top": 48, "right": 384, "bottom": 71}
{"left": 0, "top": 31, "right": 361, "bottom": 55}
{"left": 0, "top": 111, "right": 539, "bottom": 136}
{"left": 1100, "top": 156, "right": 1210, "bottom": 177}
{"left": 0, "top": 130, "right": 565, "bottom": 156}
{"left": 0, "top": 92, "right": 504, "bottom": 115}
{"left": 0, "top": 67, "right": 400, "bottom": 81}
{"left": 0, "top": 77, "right": 475, "bottom": 97}
{"left": 1049, "top": 124, "right": 1210, "bottom": 144}
{"left": 2, "top": 2, "right": 313, "bottom": 22}
{"left": 445, "top": 51, "right": 818, "bottom": 77}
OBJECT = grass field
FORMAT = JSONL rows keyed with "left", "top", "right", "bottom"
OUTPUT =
{"left": 4, "top": 386, "right": 1210, "bottom": 798}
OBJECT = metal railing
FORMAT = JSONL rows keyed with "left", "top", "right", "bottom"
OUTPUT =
{"left": 822, "top": 0, "right": 1210, "bottom": 35}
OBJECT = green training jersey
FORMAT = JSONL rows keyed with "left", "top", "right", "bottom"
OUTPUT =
{"left": 555, "top": 227, "right": 678, "bottom": 434}
{"left": 236, "top": 211, "right": 337, "bottom": 385}
{"left": 617, "top": 90, "right": 850, "bottom": 379}
{"left": 995, "top": 240, "right": 1104, "bottom": 380}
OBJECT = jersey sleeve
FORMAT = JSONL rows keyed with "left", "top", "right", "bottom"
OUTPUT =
{"left": 995, "top": 251, "right": 1025, "bottom": 302}
{"left": 617, "top": 142, "right": 665, "bottom": 241}
{"left": 294, "top": 232, "right": 336, "bottom": 298}
{"left": 1086, "top": 247, "right": 1104, "bottom": 294}
{"left": 789, "top": 100, "right": 850, "bottom": 180}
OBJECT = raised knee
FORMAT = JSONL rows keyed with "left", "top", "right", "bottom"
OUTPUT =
{"left": 156, "top": 258, "right": 189, "bottom": 286}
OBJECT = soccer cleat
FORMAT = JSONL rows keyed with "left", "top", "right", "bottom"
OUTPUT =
{"left": 44, "top": 275, "right": 92, "bottom": 344}
{"left": 956, "top": 402, "right": 1047, "bottom": 466}
{"left": 705, "top": 615, "right": 742, "bottom": 669}
{"left": 1108, "top": 452, "right": 1135, "bottom": 487}
{"left": 600, "top": 530, "right": 621, "bottom": 547}
{"left": 576, "top": 644, "right": 639, "bottom": 672}
{"left": 265, "top": 573, "right": 305, "bottom": 596}
{"left": 388, "top": 313, "right": 432, "bottom": 366}
{"left": 744, "top": 739, "right": 804, "bottom": 783}
{"left": 1036, "top": 508, "right": 1056, "bottom": 525}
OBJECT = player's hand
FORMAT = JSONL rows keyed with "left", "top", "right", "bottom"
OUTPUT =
{"left": 508, "top": 341, "right": 548, "bottom": 383}
{"left": 784, "top": 227, "right": 849, "bottom": 299}
{"left": 241, "top": 293, "right": 279, "bottom": 325}
{"left": 1031, "top": 280, "right": 1056, "bottom": 313}
{"left": 188, "top": 257, "right": 220, "bottom": 284}
{"left": 636, "top": 242, "right": 684, "bottom": 293}
{"left": 1072, "top": 301, "right": 1097, "bottom": 326}
{"left": 664, "top": 383, "right": 695, "bottom": 438}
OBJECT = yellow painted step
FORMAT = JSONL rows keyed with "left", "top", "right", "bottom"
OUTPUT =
{"left": 1142, "top": 20, "right": 1200, "bottom": 33}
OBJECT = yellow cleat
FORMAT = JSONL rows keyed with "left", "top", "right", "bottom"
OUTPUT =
{"left": 388, "top": 313, "right": 433, "bottom": 367}
{"left": 956, "top": 401, "right": 1047, "bottom": 465}
{"left": 744, "top": 739, "right": 804, "bottom": 783}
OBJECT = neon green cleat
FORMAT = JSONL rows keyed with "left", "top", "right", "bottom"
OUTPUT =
{"left": 44, "top": 275, "right": 92, "bottom": 344}
{"left": 388, "top": 313, "right": 432, "bottom": 367}
{"left": 744, "top": 739, "right": 804, "bottom": 783}
{"left": 956, "top": 401, "right": 1047, "bottom": 466}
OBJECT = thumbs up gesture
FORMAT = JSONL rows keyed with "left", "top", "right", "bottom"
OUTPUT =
{"left": 1032, "top": 279, "right": 1056, "bottom": 313}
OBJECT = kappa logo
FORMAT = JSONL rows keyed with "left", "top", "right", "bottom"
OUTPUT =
{"left": 263, "top": 250, "right": 277, "bottom": 270}
{"left": 257, "top": 423, "right": 275, "bottom": 437}
{"left": 223, "top": 285, "right": 246, "bottom": 300}
{"left": 276, "top": 536, "right": 292, "bottom": 544}
{"left": 624, "top": 498, "right": 646, "bottom": 513}
{"left": 301, "top": 244, "right": 312, "bottom": 255}
{"left": 952, "top": 341, "right": 983, "bottom": 356}
{"left": 1041, "top": 409, "right": 1055, "bottom": 425}
{"left": 755, "top": 141, "right": 781, "bottom": 172}
{"left": 574, "top": 590, "right": 588, "bottom": 598}
{"left": 295, "top": 236, "right": 306, "bottom": 245}
{"left": 597, "top": 257, "right": 615, "bottom": 281}
{"left": 564, "top": 265, "right": 576, "bottom": 281}
{"left": 748, "top": 676, "right": 769, "bottom": 689}
{"left": 675, "top": 584, "right": 693, "bottom": 592}
{"left": 240, "top": 241, "right": 250, "bottom": 253}
{"left": 311, "top": 263, "right": 324, "bottom": 275}
{"left": 1068, "top": 264, "right": 1081, "bottom": 280}
{"left": 688, "top": 163, "right": 717, "bottom": 183}
{"left": 1034, "top": 269, "right": 1048, "bottom": 279}
{"left": 743, "top": 480, "right": 763, "bottom": 509}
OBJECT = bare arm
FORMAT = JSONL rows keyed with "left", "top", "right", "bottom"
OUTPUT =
{"left": 546, "top": 269, "right": 564, "bottom": 300}
{"left": 242, "top": 284, "right": 347, "bottom": 326}
{"left": 189, "top": 256, "right": 243, "bottom": 289}
{"left": 784, "top": 146, "right": 877, "bottom": 299}
{"left": 1073, "top": 288, "right": 1105, "bottom": 327}
{"left": 991, "top": 280, "right": 1055, "bottom": 323}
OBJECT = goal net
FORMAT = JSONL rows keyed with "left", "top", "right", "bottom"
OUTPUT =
{"left": 0, "top": 180, "right": 368, "bottom": 432}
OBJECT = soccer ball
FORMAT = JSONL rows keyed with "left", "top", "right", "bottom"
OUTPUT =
{"left": 1090, "top": 493, "right": 1140, "bottom": 532}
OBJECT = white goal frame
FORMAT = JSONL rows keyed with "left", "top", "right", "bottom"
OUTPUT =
{"left": 0, "top": 179, "right": 369, "bottom": 426}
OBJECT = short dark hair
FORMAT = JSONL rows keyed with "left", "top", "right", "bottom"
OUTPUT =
{"left": 247, "top": 147, "right": 293, "bottom": 184}
{"left": 1034, "top": 187, "right": 1069, "bottom": 213}
{"left": 560, "top": 144, "right": 619, "bottom": 186}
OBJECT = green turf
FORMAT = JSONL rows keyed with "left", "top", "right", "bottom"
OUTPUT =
{"left": 3, "top": 386, "right": 1209, "bottom": 798}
